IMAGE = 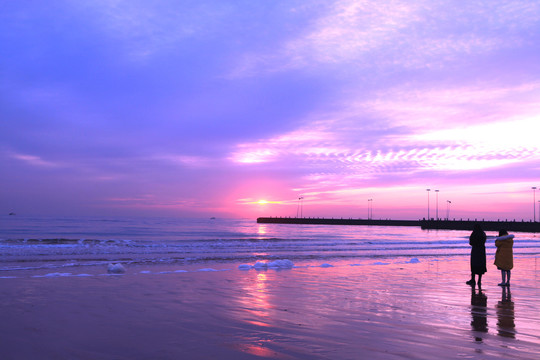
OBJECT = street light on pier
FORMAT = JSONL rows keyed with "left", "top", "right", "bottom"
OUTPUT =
{"left": 426, "top": 189, "right": 431, "bottom": 220}
{"left": 446, "top": 200, "right": 451, "bottom": 220}
{"left": 296, "top": 196, "right": 304, "bottom": 218}
{"left": 367, "top": 199, "right": 373, "bottom": 220}
{"left": 533, "top": 187, "right": 537, "bottom": 222}
{"left": 435, "top": 190, "right": 439, "bottom": 220}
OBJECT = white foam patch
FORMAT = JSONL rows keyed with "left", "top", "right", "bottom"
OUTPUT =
{"left": 140, "top": 270, "right": 152, "bottom": 274}
{"left": 107, "top": 263, "right": 126, "bottom": 274}
{"left": 268, "top": 260, "right": 294, "bottom": 269}
{"left": 373, "top": 262, "right": 390, "bottom": 265}
{"left": 174, "top": 269, "right": 188, "bottom": 273}
{"left": 241, "top": 259, "right": 294, "bottom": 270}
{"left": 198, "top": 268, "right": 218, "bottom": 272}
{"left": 33, "top": 272, "right": 72, "bottom": 278}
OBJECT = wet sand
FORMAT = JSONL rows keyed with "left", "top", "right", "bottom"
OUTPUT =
{"left": 1, "top": 256, "right": 540, "bottom": 359}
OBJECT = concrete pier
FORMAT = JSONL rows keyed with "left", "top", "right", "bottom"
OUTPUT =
{"left": 256, "top": 217, "right": 540, "bottom": 233}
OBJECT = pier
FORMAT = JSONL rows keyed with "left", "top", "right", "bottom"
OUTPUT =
{"left": 256, "top": 217, "right": 540, "bottom": 233}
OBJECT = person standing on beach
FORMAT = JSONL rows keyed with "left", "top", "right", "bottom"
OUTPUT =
{"left": 494, "top": 230, "right": 514, "bottom": 287}
{"left": 466, "top": 224, "right": 487, "bottom": 287}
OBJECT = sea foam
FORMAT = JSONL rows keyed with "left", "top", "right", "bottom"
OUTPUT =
{"left": 107, "top": 263, "right": 126, "bottom": 274}
{"left": 239, "top": 259, "right": 294, "bottom": 270}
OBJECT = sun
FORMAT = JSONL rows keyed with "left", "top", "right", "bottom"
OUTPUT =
{"left": 257, "top": 199, "right": 269, "bottom": 205}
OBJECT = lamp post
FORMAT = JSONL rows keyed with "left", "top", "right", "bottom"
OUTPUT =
{"left": 533, "top": 187, "right": 537, "bottom": 222}
{"left": 297, "top": 196, "right": 304, "bottom": 218}
{"left": 426, "top": 189, "right": 431, "bottom": 220}
{"left": 446, "top": 200, "right": 451, "bottom": 220}
{"left": 435, "top": 190, "right": 439, "bottom": 220}
{"left": 367, "top": 199, "right": 373, "bottom": 220}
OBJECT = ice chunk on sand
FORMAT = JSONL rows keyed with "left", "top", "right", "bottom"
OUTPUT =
{"left": 250, "top": 260, "right": 294, "bottom": 270}
{"left": 407, "top": 258, "right": 420, "bottom": 264}
{"left": 268, "top": 259, "right": 294, "bottom": 269}
{"left": 320, "top": 263, "right": 333, "bottom": 268}
{"left": 107, "top": 263, "right": 126, "bottom": 274}
{"left": 238, "top": 264, "right": 252, "bottom": 270}
{"left": 33, "top": 273, "right": 72, "bottom": 278}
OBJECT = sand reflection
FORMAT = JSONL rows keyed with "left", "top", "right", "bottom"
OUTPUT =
{"left": 496, "top": 287, "right": 515, "bottom": 338}
{"left": 237, "top": 272, "right": 273, "bottom": 327}
{"left": 470, "top": 288, "right": 488, "bottom": 342}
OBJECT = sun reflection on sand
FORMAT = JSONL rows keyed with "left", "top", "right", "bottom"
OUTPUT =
{"left": 227, "top": 271, "right": 288, "bottom": 357}
{"left": 236, "top": 272, "right": 273, "bottom": 327}
{"left": 231, "top": 342, "right": 278, "bottom": 358}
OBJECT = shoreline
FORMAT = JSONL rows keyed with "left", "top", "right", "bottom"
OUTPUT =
{"left": 1, "top": 255, "right": 540, "bottom": 359}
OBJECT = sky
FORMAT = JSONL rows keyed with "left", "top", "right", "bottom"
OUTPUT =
{"left": 1, "top": 0, "right": 540, "bottom": 220}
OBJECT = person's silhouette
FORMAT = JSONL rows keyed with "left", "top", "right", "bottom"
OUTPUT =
{"left": 470, "top": 288, "right": 488, "bottom": 342}
{"left": 496, "top": 287, "right": 515, "bottom": 338}
{"left": 466, "top": 224, "right": 486, "bottom": 287}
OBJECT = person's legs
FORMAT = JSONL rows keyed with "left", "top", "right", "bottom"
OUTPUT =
{"left": 499, "top": 270, "right": 506, "bottom": 286}
{"left": 477, "top": 274, "right": 482, "bottom": 287}
{"left": 466, "top": 273, "right": 475, "bottom": 285}
{"left": 506, "top": 270, "right": 511, "bottom": 286}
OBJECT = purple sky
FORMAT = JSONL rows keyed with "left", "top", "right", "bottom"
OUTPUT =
{"left": 2, "top": 1, "right": 540, "bottom": 220}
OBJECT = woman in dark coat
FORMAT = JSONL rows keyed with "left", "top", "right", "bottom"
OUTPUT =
{"left": 466, "top": 224, "right": 487, "bottom": 287}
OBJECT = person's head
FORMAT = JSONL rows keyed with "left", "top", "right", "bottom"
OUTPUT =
{"left": 473, "top": 223, "right": 482, "bottom": 232}
{"left": 499, "top": 229, "right": 508, "bottom": 236}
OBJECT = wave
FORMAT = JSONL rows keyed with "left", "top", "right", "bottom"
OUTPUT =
{"left": 2, "top": 217, "right": 540, "bottom": 277}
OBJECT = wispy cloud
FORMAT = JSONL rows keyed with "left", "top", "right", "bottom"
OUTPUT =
{"left": 8, "top": 152, "right": 62, "bottom": 168}
{"left": 229, "top": 81, "right": 540, "bottom": 179}
{"left": 229, "top": 0, "right": 540, "bottom": 77}
{"left": 151, "top": 154, "right": 214, "bottom": 168}
{"left": 71, "top": 0, "right": 225, "bottom": 61}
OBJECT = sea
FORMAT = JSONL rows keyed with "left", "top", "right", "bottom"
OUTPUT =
{"left": 1, "top": 215, "right": 540, "bottom": 277}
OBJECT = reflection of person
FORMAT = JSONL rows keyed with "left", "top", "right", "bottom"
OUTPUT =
{"left": 496, "top": 287, "right": 515, "bottom": 338}
{"left": 494, "top": 230, "right": 514, "bottom": 287}
{"left": 466, "top": 224, "right": 486, "bottom": 287}
{"left": 470, "top": 288, "right": 488, "bottom": 342}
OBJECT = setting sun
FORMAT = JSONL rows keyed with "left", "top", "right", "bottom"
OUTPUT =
{"left": 257, "top": 200, "right": 269, "bottom": 205}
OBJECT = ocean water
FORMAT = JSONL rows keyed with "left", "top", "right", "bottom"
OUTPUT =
{"left": 1, "top": 215, "right": 540, "bottom": 277}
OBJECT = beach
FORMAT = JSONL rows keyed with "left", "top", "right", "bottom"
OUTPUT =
{"left": 2, "top": 255, "right": 540, "bottom": 359}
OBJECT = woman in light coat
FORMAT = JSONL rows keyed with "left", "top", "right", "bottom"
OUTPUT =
{"left": 494, "top": 230, "right": 514, "bottom": 287}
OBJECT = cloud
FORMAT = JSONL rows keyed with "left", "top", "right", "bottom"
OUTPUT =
{"left": 7, "top": 152, "right": 63, "bottom": 168}
{"left": 68, "top": 0, "right": 227, "bottom": 61}
{"left": 229, "top": 0, "right": 540, "bottom": 77}
{"left": 228, "top": 80, "right": 540, "bottom": 180}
